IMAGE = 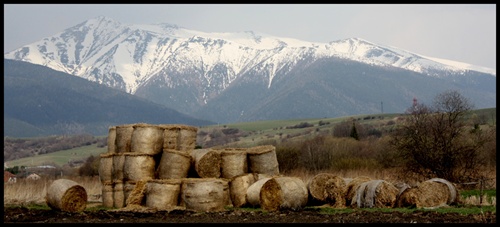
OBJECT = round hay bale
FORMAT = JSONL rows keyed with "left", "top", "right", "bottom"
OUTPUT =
{"left": 123, "top": 153, "right": 156, "bottom": 181}
{"left": 409, "top": 178, "right": 459, "bottom": 208}
{"left": 260, "top": 176, "right": 308, "bottom": 211}
{"left": 345, "top": 176, "right": 371, "bottom": 207}
{"left": 190, "top": 148, "right": 221, "bottom": 178}
{"left": 131, "top": 123, "right": 164, "bottom": 155}
{"left": 180, "top": 178, "right": 228, "bottom": 212}
{"left": 395, "top": 186, "right": 420, "bottom": 208}
{"left": 125, "top": 180, "right": 148, "bottom": 207}
{"left": 157, "top": 149, "right": 192, "bottom": 179}
{"left": 115, "top": 124, "right": 136, "bottom": 153}
{"left": 219, "top": 148, "right": 248, "bottom": 179}
{"left": 107, "top": 126, "right": 117, "bottom": 153}
{"left": 113, "top": 180, "right": 125, "bottom": 208}
{"left": 428, "top": 178, "right": 459, "bottom": 205}
{"left": 112, "top": 153, "right": 125, "bottom": 181}
{"left": 161, "top": 124, "right": 198, "bottom": 151}
{"left": 98, "top": 152, "right": 114, "bottom": 183}
{"left": 307, "top": 173, "right": 346, "bottom": 208}
{"left": 229, "top": 173, "right": 256, "bottom": 207}
{"left": 102, "top": 181, "right": 114, "bottom": 208}
{"left": 145, "top": 179, "right": 182, "bottom": 210}
{"left": 161, "top": 124, "right": 181, "bottom": 150}
{"left": 177, "top": 124, "right": 198, "bottom": 151}
{"left": 247, "top": 145, "right": 279, "bottom": 176}
{"left": 246, "top": 176, "right": 273, "bottom": 207}
{"left": 354, "top": 179, "right": 399, "bottom": 208}
{"left": 45, "top": 179, "right": 87, "bottom": 213}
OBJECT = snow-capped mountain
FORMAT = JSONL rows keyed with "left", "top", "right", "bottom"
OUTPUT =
{"left": 4, "top": 16, "right": 496, "bottom": 124}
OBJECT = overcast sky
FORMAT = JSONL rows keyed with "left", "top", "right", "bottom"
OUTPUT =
{"left": 4, "top": 4, "right": 496, "bottom": 70}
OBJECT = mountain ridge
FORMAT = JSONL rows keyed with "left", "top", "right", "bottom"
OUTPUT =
{"left": 4, "top": 16, "right": 496, "bottom": 125}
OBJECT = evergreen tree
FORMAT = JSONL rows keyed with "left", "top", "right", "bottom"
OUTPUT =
{"left": 350, "top": 122, "right": 359, "bottom": 140}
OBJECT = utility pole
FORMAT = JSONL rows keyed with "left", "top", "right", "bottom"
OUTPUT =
{"left": 381, "top": 101, "right": 383, "bottom": 113}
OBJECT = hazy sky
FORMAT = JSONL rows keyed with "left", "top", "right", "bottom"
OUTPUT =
{"left": 4, "top": 4, "right": 496, "bottom": 70}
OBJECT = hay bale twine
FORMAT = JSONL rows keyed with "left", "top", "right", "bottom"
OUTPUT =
{"left": 307, "top": 173, "right": 346, "bottom": 208}
{"left": 246, "top": 176, "right": 273, "bottom": 207}
{"left": 145, "top": 179, "right": 182, "bottom": 210}
{"left": 219, "top": 148, "right": 248, "bottom": 179}
{"left": 161, "top": 124, "right": 198, "bottom": 151}
{"left": 113, "top": 180, "right": 125, "bottom": 208}
{"left": 345, "top": 176, "right": 371, "bottom": 207}
{"left": 157, "top": 149, "right": 192, "bottom": 179}
{"left": 354, "top": 179, "right": 399, "bottom": 208}
{"left": 107, "top": 126, "right": 117, "bottom": 153}
{"left": 409, "top": 178, "right": 459, "bottom": 208}
{"left": 46, "top": 179, "right": 87, "bottom": 213}
{"left": 123, "top": 153, "right": 155, "bottom": 181}
{"left": 131, "top": 123, "right": 164, "bottom": 155}
{"left": 229, "top": 173, "right": 257, "bottom": 207}
{"left": 125, "top": 180, "right": 147, "bottom": 207}
{"left": 115, "top": 124, "right": 136, "bottom": 153}
{"left": 180, "top": 178, "right": 229, "bottom": 212}
{"left": 247, "top": 145, "right": 279, "bottom": 176}
{"left": 260, "top": 176, "right": 308, "bottom": 211}
{"left": 102, "top": 181, "right": 114, "bottom": 208}
{"left": 190, "top": 148, "right": 221, "bottom": 178}
{"left": 112, "top": 153, "right": 125, "bottom": 181}
{"left": 98, "top": 153, "right": 114, "bottom": 183}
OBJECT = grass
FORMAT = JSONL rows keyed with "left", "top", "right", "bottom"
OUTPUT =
{"left": 5, "top": 144, "right": 106, "bottom": 167}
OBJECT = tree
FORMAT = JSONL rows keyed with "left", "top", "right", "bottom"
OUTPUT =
{"left": 350, "top": 122, "right": 359, "bottom": 140}
{"left": 390, "top": 90, "right": 491, "bottom": 183}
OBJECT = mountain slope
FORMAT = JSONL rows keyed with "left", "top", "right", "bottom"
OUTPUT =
{"left": 4, "top": 16, "right": 496, "bottom": 124}
{"left": 4, "top": 59, "right": 214, "bottom": 137}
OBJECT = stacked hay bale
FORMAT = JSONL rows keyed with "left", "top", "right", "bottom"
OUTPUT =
{"left": 190, "top": 148, "right": 221, "bottom": 178}
{"left": 180, "top": 178, "right": 230, "bottom": 212}
{"left": 98, "top": 123, "right": 285, "bottom": 212}
{"left": 145, "top": 179, "right": 183, "bottom": 210}
{"left": 246, "top": 176, "right": 274, "bottom": 208}
{"left": 99, "top": 123, "right": 200, "bottom": 209}
{"left": 396, "top": 178, "right": 459, "bottom": 208}
{"left": 247, "top": 145, "right": 280, "bottom": 176}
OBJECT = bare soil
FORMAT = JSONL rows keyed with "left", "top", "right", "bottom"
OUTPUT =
{"left": 3, "top": 206, "right": 496, "bottom": 223}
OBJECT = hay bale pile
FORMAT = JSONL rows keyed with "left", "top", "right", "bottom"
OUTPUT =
{"left": 98, "top": 123, "right": 283, "bottom": 212}
{"left": 46, "top": 179, "right": 88, "bottom": 212}
{"left": 98, "top": 123, "right": 463, "bottom": 212}
{"left": 396, "top": 178, "right": 459, "bottom": 208}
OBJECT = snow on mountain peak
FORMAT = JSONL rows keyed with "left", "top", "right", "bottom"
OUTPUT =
{"left": 4, "top": 16, "right": 495, "bottom": 96}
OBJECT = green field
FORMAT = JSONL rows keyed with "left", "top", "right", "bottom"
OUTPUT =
{"left": 5, "top": 144, "right": 107, "bottom": 167}
{"left": 5, "top": 108, "right": 495, "bottom": 168}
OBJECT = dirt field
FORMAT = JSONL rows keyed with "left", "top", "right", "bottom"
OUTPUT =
{"left": 4, "top": 206, "right": 496, "bottom": 223}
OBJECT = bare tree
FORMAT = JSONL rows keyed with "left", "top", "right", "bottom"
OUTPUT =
{"left": 390, "top": 90, "right": 491, "bottom": 183}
